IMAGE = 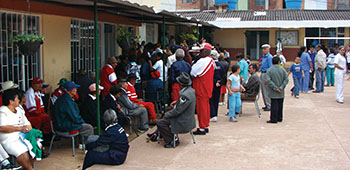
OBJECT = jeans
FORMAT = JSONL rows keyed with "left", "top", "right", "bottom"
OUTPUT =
{"left": 228, "top": 92, "right": 241, "bottom": 117}
{"left": 315, "top": 69, "right": 325, "bottom": 92}
{"left": 292, "top": 77, "right": 301, "bottom": 96}
{"left": 326, "top": 67, "right": 335, "bottom": 86}
{"left": 300, "top": 70, "right": 310, "bottom": 92}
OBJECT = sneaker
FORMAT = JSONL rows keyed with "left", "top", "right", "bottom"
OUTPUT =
{"left": 336, "top": 100, "right": 344, "bottom": 104}
{"left": 79, "top": 144, "right": 85, "bottom": 150}
{"left": 225, "top": 112, "right": 229, "bottom": 116}
{"left": 263, "top": 107, "right": 271, "bottom": 111}
{"left": 210, "top": 117, "right": 217, "bottom": 122}
{"left": 295, "top": 95, "right": 299, "bottom": 99}
{"left": 219, "top": 102, "right": 223, "bottom": 106}
{"left": 138, "top": 128, "right": 149, "bottom": 133}
{"left": 193, "top": 128, "right": 206, "bottom": 135}
{"left": 2, "top": 164, "right": 22, "bottom": 170}
{"left": 204, "top": 128, "right": 209, "bottom": 133}
{"left": 229, "top": 117, "right": 238, "bottom": 122}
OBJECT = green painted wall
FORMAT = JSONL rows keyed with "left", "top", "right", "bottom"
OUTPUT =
{"left": 237, "top": 0, "right": 248, "bottom": 10}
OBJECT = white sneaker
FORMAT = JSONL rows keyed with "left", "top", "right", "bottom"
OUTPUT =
{"left": 219, "top": 102, "right": 223, "bottom": 106}
{"left": 210, "top": 117, "right": 217, "bottom": 122}
{"left": 79, "top": 144, "right": 85, "bottom": 150}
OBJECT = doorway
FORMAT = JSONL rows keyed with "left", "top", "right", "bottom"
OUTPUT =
{"left": 245, "top": 31, "right": 269, "bottom": 60}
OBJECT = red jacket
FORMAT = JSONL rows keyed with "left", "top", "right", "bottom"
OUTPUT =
{"left": 191, "top": 56, "right": 215, "bottom": 98}
{"left": 100, "top": 64, "right": 117, "bottom": 98}
{"left": 126, "top": 82, "right": 138, "bottom": 103}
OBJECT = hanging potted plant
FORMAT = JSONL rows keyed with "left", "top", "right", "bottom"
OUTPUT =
{"left": 117, "top": 26, "right": 132, "bottom": 55}
{"left": 12, "top": 34, "right": 45, "bottom": 56}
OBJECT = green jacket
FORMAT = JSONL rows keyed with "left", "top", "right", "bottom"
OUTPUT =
{"left": 25, "top": 129, "right": 43, "bottom": 159}
{"left": 265, "top": 65, "right": 289, "bottom": 99}
{"left": 54, "top": 93, "right": 85, "bottom": 132}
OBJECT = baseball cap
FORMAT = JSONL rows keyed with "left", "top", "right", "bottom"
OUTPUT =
{"left": 64, "top": 81, "right": 80, "bottom": 91}
{"left": 32, "top": 77, "right": 43, "bottom": 84}
{"left": 57, "top": 78, "right": 68, "bottom": 86}
{"left": 42, "top": 84, "right": 49, "bottom": 89}
{"left": 200, "top": 43, "right": 212, "bottom": 51}
{"left": 189, "top": 46, "right": 200, "bottom": 52}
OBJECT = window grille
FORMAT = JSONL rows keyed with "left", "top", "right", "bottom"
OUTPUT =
{"left": 0, "top": 12, "right": 41, "bottom": 90}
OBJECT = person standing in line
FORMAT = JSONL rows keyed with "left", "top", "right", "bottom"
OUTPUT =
{"left": 209, "top": 50, "right": 224, "bottom": 122}
{"left": 288, "top": 56, "right": 304, "bottom": 99}
{"left": 226, "top": 64, "right": 245, "bottom": 122}
{"left": 219, "top": 53, "right": 229, "bottom": 106}
{"left": 265, "top": 57, "right": 289, "bottom": 123}
{"left": 236, "top": 53, "right": 249, "bottom": 83}
{"left": 299, "top": 46, "right": 313, "bottom": 93}
{"left": 191, "top": 43, "right": 215, "bottom": 135}
{"left": 260, "top": 44, "right": 273, "bottom": 111}
{"left": 313, "top": 44, "right": 327, "bottom": 93}
{"left": 326, "top": 48, "right": 336, "bottom": 86}
{"left": 308, "top": 45, "right": 317, "bottom": 90}
{"left": 334, "top": 46, "right": 347, "bottom": 104}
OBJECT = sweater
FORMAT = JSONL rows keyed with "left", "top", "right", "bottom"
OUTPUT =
{"left": 265, "top": 65, "right": 289, "bottom": 99}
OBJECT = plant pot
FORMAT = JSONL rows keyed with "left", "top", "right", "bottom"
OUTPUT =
{"left": 16, "top": 40, "right": 43, "bottom": 56}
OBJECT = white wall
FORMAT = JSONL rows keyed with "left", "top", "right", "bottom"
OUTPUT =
{"left": 304, "top": 0, "right": 327, "bottom": 10}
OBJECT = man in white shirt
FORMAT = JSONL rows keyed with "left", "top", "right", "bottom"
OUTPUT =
{"left": 313, "top": 44, "right": 327, "bottom": 93}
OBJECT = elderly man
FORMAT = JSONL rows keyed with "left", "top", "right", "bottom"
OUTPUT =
{"left": 260, "top": 44, "right": 273, "bottom": 111}
{"left": 117, "top": 79, "right": 149, "bottom": 132}
{"left": 169, "top": 48, "right": 192, "bottom": 102}
{"left": 100, "top": 56, "right": 118, "bottom": 98}
{"left": 147, "top": 72, "right": 196, "bottom": 148}
{"left": 313, "top": 44, "right": 327, "bottom": 93}
{"left": 265, "top": 57, "right": 289, "bottom": 123}
{"left": 24, "top": 77, "right": 51, "bottom": 136}
{"left": 191, "top": 43, "right": 214, "bottom": 135}
{"left": 54, "top": 81, "right": 93, "bottom": 141}
{"left": 241, "top": 64, "right": 260, "bottom": 100}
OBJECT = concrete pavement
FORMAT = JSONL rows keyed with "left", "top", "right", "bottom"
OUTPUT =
{"left": 90, "top": 75, "right": 350, "bottom": 170}
{"left": 35, "top": 74, "right": 350, "bottom": 170}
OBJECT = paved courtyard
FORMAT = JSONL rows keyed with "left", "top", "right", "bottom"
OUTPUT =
{"left": 36, "top": 75, "right": 350, "bottom": 170}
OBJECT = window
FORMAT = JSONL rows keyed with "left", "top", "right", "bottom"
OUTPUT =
{"left": 276, "top": 30, "right": 299, "bottom": 46}
{"left": 0, "top": 12, "right": 41, "bottom": 90}
{"left": 146, "top": 24, "right": 155, "bottom": 43}
{"left": 71, "top": 19, "right": 102, "bottom": 81}
{"left": 255, "top": 0, "right": 265, "bottom": 6}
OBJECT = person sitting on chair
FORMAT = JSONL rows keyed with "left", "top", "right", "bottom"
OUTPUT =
{"left": 147, "top": 72, "right": 196, "bottom": 148}
{"left": 54, "top": 81, "right": 93, "bottom": 143}
{"left": 101, "top": 85, "right": 127, "bottom": 127}
{"left": 241, "top": 64, "right": 261, "bottom": 100}
{"left": 118, "top": 79, "right": 149, "bottom": 133}
{"left": 82, "top": 109, "right": 129, "bottom": 170}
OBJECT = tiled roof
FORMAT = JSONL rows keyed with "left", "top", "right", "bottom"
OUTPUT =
{"left": 177, "top": 9, "right": 350, "bottom": 22}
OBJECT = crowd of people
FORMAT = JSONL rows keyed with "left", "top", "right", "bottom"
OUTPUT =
{"left": 0, "top": 36, "right": 349, "bottom": 169}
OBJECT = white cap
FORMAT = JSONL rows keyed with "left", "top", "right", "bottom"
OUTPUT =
{"left": 189, "top": 46, "right": 200, "bottom": 52}
{"left": 1, "top": 81, "right": 18, "bottom": 92}
{"left": 261, "top": 44, "right": 271, "bottom": 49}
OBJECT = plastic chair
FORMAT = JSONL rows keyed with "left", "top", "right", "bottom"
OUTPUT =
{"left": 240, "top": 88, "right": 261, "bottom": 118}
{"left": 47, "top": 120, "right": 83, "bottom": 157}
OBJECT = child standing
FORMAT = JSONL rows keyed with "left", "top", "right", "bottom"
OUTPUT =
{"left": 226, "top": 64, "right": 245, "bottom": 122}
{"left": 288, "top": 56, "right": 304, "bottom": 98}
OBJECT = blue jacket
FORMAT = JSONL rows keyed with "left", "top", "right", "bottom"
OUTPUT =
{"left": 213, "top": 61, "right": 225, "bottom": 86}
{"left": 169, "top": 60, "right": 191, "bottom": 83}
{"left": 101, "top": 94, "right": 127, "bottom": 127}
{"left": 54, "top": 93, "right": 84, "bottom": 132}
{"left": 260, "top": 53, "right": 273, "bottom": 72}
{"left": 86, "top": 123, "right": 129, "bottom": 159}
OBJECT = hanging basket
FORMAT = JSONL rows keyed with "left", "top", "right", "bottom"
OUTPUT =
{"left": 16, "top": 40, "right": 43, "bottom": 56}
